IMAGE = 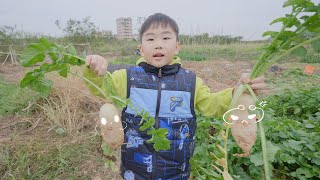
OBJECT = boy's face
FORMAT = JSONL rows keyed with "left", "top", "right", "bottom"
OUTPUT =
{"left": 140, "top": 25, "right": 180, "bottom": 68}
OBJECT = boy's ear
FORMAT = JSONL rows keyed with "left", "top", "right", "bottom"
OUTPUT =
{"left": 139, "top": 45, "right": 144, "bottom": 56}
{"left": 175, "top": 42, "right": 181, "bottom": 55}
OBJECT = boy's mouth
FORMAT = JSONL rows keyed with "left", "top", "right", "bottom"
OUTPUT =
{"left": 153, "top": 53, "right": 165, "bottom": 57}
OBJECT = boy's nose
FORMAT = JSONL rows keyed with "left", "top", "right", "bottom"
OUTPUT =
{"left": 155, "top": 46, "right": 163, "bottom": 49}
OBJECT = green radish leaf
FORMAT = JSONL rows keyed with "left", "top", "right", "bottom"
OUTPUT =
{"left": 48, "top": 51, "right": 58, "bottom": 62}
{"left": 20, "top": 71, "right": 41, "bottom": 88}
{"left": 21, "top": 38, "right": 52, "bottom": 67}
{"left": 270, "top": 17, "right": 287, "bottom": 25}
{"left": 147, "top": 128, "right": 155, "bottom": 135}
{"left": 266, "top": 141, "right": 280, "bottom": 162}
{"left": 311, "top": 39, "right": 320, "bottom": 52}
{"left": 40, "top": 63, "right": 50, "bottom": 71}
{"left": 278, "top": 31, "right": 297, "bottom": 41}
{"left": 142, "top": 112, "right": 150, "bottom": 121}
{"left": 58, "top": 65, "right": 68, "bottom": 77}
{"left": 291, "top": 46, "right": 307, "bottom": 57}
{"left": 140, "top": 117, "right": 155, "bottom": 131}
{"left": 305, "top": 15, "right": 320, "bottom": 32}
{"left": 149, "top": 128, "right": 170, "bottom": 151}
{"left": 64, "top": 55, "right": 84, "bottom": 66}
{"left": 283, "top": 0, "right": 308, "bottom": 8}
{"left": 67, "top": 45, "right": 78, "bottom": 55}
{"left": 48, "top": 47, "right": 59, "bottom": 62}
{"left": 294, "top": 107, "right": 301, "bottom": 114}
{"left": 292, "top": 167, "right": 316, "bottom": 178}
{"left": 262, "top": 31, "right": 278, "bottom": 38}
{"left": 20, "top": 73, "right": 52, "bottom": 97}
{"left": 286, "top": 16, "right": 301, "bottom": 28}
{"left": 303, "top": 2, "right": 317, "bottom": 12}
{"left": 305, "top": 124, "right": 315, "bottom": 128}
{"left": 284, "top": 140, "right": 304, "bottom": 151}
{"left": 250, "top": 152, "right": 264, "bottom": 166}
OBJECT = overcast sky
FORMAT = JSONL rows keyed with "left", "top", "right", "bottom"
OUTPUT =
{"left": 1, "top": 0, "right": 318, "bottom": 40}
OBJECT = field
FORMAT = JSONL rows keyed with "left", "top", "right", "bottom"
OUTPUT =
{"left": 0, "top": 39, "right": 319, "bottom": 180}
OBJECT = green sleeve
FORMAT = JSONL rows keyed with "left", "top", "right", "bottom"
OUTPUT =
{"left": 194, "top": 76, "right": 234, "bottom": 117}
{"left": 82, "top": 67, "right": 127, "bottom": 100}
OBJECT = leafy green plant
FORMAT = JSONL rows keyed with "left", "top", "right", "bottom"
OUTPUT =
{"left": 19, "top": 38, "right": 170, "bottom": 151}
{"left": 301, "top": 49, "right": 320, "bottom": 63}
{"left": 266, "top": 86, "right": 320, "bottom": 119}
{"left": 191, "top": 104, "right": 320, "bottom": 179}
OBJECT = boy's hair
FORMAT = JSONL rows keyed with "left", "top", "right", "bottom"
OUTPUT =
{"left": 139, "top": 13, "right": 179, "bottom": 42}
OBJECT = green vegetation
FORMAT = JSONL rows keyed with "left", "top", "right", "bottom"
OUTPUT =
{"left": 191, "top": 86, "right": 320, "bottom": 179}
{"left": 0, "top": 78, "right": 40, "bottom": 115}
{"left": 0, "top": 135, "right": 107, "bottom": 180}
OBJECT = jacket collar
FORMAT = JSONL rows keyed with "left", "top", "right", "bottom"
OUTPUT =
{"left": 136, "top": 56, "right": 182, "bottom": 77}
{"left": 138, "top": 62, "right": 181, "bottom": 77}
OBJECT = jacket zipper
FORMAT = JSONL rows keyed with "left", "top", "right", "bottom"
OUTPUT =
{"left": 152, "top": 68, "right": 162, "bottom": 180}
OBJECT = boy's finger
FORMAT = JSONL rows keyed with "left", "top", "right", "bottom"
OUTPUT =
{"left": 85, "top": 55, "right": 92, "bottom": 66}
{"left": 98, "top": 65, "right": 107, "bottom": 76}
{"left": 94, "top": 62, "right": 101, "bottom": 73}
{"left": 250, "top": 83, "right": 267, "bottom": 90}
{"left": 253, "top": 89, "right": 269, "bottom": 96}
{"left": 239, "top": 72, "right": 251, "bottom": 84}
{"left": 251, "top": 76, "right": 265, "bottom": 83}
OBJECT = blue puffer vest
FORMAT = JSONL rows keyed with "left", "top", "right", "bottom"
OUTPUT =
{"left": 120, "top": 62, "right": 197, "bottom": 180}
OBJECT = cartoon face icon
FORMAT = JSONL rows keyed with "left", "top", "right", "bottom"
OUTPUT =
{"left": 223, "top": 104, "right": 264, "bottom": 124}
{"left": 101, "top": 114, "right": 126, "bottom": 130}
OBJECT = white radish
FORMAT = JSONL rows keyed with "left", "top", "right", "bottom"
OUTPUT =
{"left": 231, "top": 93, "right": 257, "bottom": 157}
{"left": 99, "top": 103, "right": 124, "bottom": 149}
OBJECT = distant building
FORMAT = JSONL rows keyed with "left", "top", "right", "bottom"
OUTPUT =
{"left": 116, "top": 17, "right": 133, "bottom": 39}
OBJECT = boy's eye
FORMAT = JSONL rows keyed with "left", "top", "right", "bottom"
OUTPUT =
{"left": 147, "top": 39, "right": 154, "bottom": 41}
{"left": 164, "top": 37, "right": 170, "bottom": 40}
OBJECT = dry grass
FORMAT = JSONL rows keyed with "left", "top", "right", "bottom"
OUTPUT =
{"left": 35, "top": 66, "right": 105, "bottom": 136}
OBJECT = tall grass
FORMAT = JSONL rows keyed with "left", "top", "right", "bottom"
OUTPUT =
{"left": 0, "top": 78, "right": 40, "bottom": 115}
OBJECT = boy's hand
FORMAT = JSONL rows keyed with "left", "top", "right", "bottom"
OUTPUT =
{"left": 237, "top": 71, "right": 268, "bottom": 96}
{"left": 85, "top": 55, "right": 108, "bottom": 76}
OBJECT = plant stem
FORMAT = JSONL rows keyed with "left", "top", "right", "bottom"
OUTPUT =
{"left": 69, "top": 71, "right": 108, "bottom": 99}
{"left": 223, "top": 83, "right": 271, "bottom": 179}
{"left": 69, "top": 70, "right": 128, "bottom": 106}
{"left": 252, "top": 34, "right": 320, "bottom": 78}
{"left": 221, "top": 85, "right": 246, "bottom": 174}
{"left": 63, "top": 53, "right": 86, "bottom": 62}
{"left": 244, "top": 84, "right": 270, "bottom": 180}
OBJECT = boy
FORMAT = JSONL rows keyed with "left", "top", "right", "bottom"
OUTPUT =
{"left": 84, "top": 13, "right": 267, "bottom": 180}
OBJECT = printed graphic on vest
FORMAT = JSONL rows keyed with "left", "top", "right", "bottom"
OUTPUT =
{"left": 170, "top": 97, "right": 183, "bottom": 112}
{"left": 124, "top": 170, "right": 135, "bottom": 180}
{"left": 179, "top": 124, "right": 190, "bottom": 150}
{"left": 133, "top": 153, "right": 153, "bottom": 173}
{"left": 126, "top": 129, "right": 144, "bottom": 148}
